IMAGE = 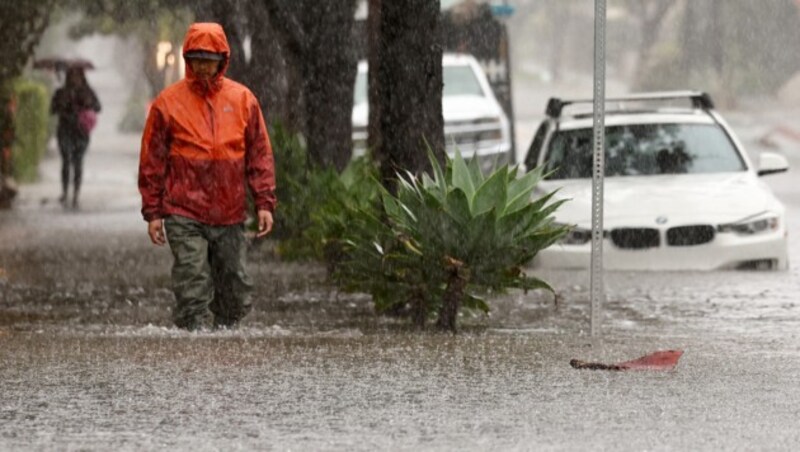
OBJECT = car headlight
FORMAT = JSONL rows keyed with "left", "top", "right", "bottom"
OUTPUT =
{"left": 718, "top": 215, "right": 779, "bottom": 235}
{"left": 558, "top": 224, "right": 593, "bottom": 245}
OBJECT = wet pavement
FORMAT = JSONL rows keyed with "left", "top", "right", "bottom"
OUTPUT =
{"left": 2, "top": 116, "right": 800, "bottom": 450}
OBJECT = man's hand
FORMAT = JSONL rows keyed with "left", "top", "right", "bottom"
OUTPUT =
{"left": 256, "top": 210, "right": 273, "bottom": 238}
{"left": 148, "top": 219, "right": 166, "bottom": 245}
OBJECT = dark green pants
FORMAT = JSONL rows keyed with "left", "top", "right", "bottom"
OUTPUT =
{"left": 164, "top": 215, "right": 253, "bottom": 330}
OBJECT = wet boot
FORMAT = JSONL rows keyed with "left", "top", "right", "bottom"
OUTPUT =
{"left": 58, "top": 185, "right": 68, "bottom": 206}
{"left": 208, "top": 220, "right": 253, "bottom": 330}
{"left": 72, "top": 175, "right": 81, "bottom": 209}
{"left": 60, "top": 160, "right": 69, "bottom": 206}
{"left": 174, "top": 311, "right": 212, "bottom": 332}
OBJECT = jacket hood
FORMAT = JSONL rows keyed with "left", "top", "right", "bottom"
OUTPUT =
{"left": 182, "top": 23, "right": 230, "bottom": 94}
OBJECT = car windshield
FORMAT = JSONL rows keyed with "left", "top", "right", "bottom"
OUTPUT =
{"left": 544, "top": 123, "right": 746, "bottom": 179}
{"left": 443, "top": 65, "right": 484, "bottom": 97}
{"left": 353, "top": 64, "right": 484, "bottom": 105}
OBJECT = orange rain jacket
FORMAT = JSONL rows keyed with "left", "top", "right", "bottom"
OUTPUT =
{"left": 139, "top": 23, "right": 276, "bottom": 226}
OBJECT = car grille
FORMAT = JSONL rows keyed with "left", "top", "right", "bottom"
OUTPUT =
{"left": 666, "top": 225, "right": 715, "bottom": 246}
{"left": 610, "top": 228, "right": 660, "bottom": 249}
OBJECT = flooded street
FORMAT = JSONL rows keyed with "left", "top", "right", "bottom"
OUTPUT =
{"left": 2, "top": 115, "right": 800, "bottom": 451}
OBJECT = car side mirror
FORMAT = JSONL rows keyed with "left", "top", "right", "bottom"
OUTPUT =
{"left": 757, "top": 151, "right": 789, "bottom": 176}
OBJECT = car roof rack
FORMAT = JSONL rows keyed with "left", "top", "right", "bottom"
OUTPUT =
{"left": 545, "top": 91, "right": 715, "bottom": 119}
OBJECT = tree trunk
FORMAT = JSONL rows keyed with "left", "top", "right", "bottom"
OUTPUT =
{"left": 366, "top": 0, "right": 383, "bottom": 163}
{"left": 194, "top": 0, "right": 248, "bottom": 83}
{"left": 262, "top": 0, "right": 307, "bottom": 135}
{"left": 374, "top": 0, "right": 445, "bottom": 189}
{"left": 436, "top": 257, "right": 468, "bottom": 333}
{"left": 246, "top": 2, "right": 288, "bottom": 126}
{"left": 263, "top": 0, "right": 358, "bottom": 171}
{"left": 302, "top": 1, "right": 359, "bottom": 171}
{"left": 410, "top": 287, "right": 427, "bottom": 330}
{"left": 141, "top": 36, "right": 165, "bottom": 98}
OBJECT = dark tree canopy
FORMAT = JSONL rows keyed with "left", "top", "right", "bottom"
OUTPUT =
{"left": 4, "top": 0, "right": 448, "bottom": 180}
{"left": 0, "top": 0, "right": 53, "bottom": 83}
{"left": 66, "top": 0, "right": 360, "bottom": 171}
{"left": 0, "top": 0, "right": 55, "bottom": 170}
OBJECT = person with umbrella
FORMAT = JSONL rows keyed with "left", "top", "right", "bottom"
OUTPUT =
{"left": 50, "top": 65, "right": 101, "bottom": 208}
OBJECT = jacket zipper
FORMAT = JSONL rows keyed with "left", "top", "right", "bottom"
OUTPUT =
{"left": 206, "top": 97, "right": 216, "bottom": 150}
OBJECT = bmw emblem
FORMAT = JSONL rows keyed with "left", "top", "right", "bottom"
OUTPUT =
{"left": 655, "top": 216, "right": 668, "bottom": 225}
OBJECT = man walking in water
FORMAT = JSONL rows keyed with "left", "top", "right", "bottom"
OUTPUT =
{"left": 138, "top": 23, "right": 276, "bottom": 331}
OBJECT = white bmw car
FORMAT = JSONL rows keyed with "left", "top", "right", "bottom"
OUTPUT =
{"left": 525, "top": 91, "right": 790, "bottom": 271}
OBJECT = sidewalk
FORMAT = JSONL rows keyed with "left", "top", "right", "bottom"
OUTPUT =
{"left": 1, "top": 132, "right": 144, "bottom": 245}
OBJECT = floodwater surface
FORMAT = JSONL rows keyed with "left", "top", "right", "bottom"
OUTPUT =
{"left": 2, "top": 120, "right": 800, "bottom": 451}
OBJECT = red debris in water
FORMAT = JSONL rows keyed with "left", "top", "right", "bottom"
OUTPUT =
{"left": 570, "top": 350, "right": 684, "bottom": 371}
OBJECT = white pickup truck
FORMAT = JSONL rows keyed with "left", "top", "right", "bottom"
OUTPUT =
{"left": 352, "top": 53, "right": 512, "bottom": 170}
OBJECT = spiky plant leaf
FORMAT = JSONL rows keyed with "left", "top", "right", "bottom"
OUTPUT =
{"left": 451, "top": 150, "right": 476, "bottom": 200}
{"left": 466, "top": 152, "right": 484, "bottom": 187}
{"left": 426, "top": 144, "right": 448, "bottom": 195}
{"left": 444, "top": 188, "right": 471, "bottom": 226}
{"left": 472, "top": 165, "right": 508, "bottom": 216}
{"left": 511, "top": 274, "right": 555, "bottom": 293}
{"left": 464, "top": 208, "right": 497, "bottom": 261}
{"left": 462, "top": 293, "right": 490, "bottom": 314}
{"left": 505, "top": 165, "right": 546, "bottom": 215}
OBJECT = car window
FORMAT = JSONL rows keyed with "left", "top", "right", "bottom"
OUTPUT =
{"left": 443, "top": 65, "right": 484, "bottom": 97}
{"left": 524, "top": 122, "right": 549, "bottom": 170}
{"left": 544, "top": 123, "right": 746, "bottom": 179}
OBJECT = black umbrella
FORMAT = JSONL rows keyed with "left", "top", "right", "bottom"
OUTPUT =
{"left": 33, "top": 57, "right": 95, "bottom": 71}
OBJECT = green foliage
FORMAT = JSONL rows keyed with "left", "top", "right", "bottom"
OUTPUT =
{"left": 303, "top": 156, "right": 382, "bottom": 267}
{"left": 269, "top": 123, "right": 331, "bottom": 258}
{"left": 67, "top": 0, "right": 193, "bottom": 43}
{"left": 12, "top": 79, "right": 51, "bottom": 183}
{"left": 0, "top": 0, "right": 53, "bottom": 82}
{"left": 269, "top": 123, "right": 380, "bottom": 262}
{"left": 333, "top": 149, "right": 569, "bottom": 330}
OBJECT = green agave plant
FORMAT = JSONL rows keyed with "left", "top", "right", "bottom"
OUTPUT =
{"left": 334, "top": 149, "right": 569, "bottom": 332}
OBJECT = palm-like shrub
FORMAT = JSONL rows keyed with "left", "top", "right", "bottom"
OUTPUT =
{"left": 269, "top": 123, "right": 329, "bottom": 255}
{"left": 334, "top": 151, "right": 569, "bottom": 332}
{"left": 305, "top": 155, "right": 381, "bottom": 270}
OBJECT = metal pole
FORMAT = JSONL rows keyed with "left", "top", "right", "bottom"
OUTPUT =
{"left": 590, "top": 0, "right": 606, "bottom": 337}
